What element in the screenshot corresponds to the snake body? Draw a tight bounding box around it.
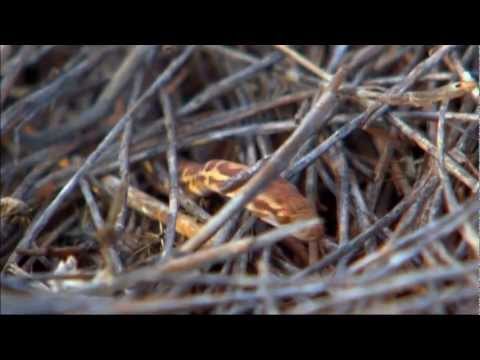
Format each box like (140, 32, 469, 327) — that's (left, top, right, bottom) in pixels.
(178, 159, 324, 242)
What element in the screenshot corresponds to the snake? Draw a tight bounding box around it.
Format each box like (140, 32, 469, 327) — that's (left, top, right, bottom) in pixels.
(178, 159, 324, 242)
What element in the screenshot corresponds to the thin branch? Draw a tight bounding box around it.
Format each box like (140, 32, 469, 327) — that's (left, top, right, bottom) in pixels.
(159, 90, 180, 259)
(4, 46, 197, 269)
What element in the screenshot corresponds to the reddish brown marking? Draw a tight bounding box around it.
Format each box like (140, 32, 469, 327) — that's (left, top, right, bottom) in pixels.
(263, 181, 314, 218)
(252, 198, 278, 215)
(204, 161, 218, 172)
(276, 213, 293, 224)
(179, 160, 203, 176)
(216, 162, 246, 178)
(196, 174, 207, 184)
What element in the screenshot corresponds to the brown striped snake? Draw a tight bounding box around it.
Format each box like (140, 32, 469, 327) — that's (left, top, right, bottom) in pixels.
(178, 159, 324, 242)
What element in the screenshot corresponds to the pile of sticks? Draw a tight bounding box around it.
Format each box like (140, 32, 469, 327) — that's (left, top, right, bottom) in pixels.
(1, 45, 478, 314)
